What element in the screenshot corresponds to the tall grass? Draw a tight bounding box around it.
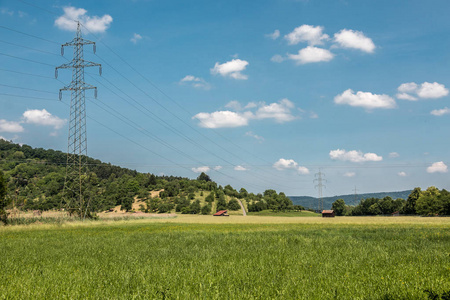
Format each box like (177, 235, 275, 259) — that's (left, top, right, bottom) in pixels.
(0, 221, 449, 299)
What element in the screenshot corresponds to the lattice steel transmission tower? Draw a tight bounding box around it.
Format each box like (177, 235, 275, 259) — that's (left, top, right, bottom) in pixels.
(314, 170, 326, 212)
(56, 22, 101, 218)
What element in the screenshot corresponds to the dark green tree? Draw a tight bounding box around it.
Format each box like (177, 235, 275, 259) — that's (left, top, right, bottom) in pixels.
(197, 172, 211, 182)
(404, 187, 421, 214)
(228, 199, 241, 211)
(416, 186, 440, 216)
(331, 199, 346, 216)
(201, 204, 211, 215)
(0, 170, 9, 224)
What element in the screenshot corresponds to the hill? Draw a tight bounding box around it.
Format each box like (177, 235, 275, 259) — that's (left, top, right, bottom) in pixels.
(0, 139, 291, 216)
(289, 190, 412, 210)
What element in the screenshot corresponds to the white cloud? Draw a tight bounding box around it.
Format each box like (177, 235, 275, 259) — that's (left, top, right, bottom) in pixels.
(396, 93, 418, 101)
(234, 165, 247, 171)
(193, 111, 250, 128)
(55, 6, 113, 33)
(244, 102, 258, 109)
(288, 46, 334, 64)
(297, 166, 310, 175)
(285, 25, 329, 46)
(211, 59, 249, 80)
(271, 54, 285, 63)
(213, 166, 222, 171)
(330, 149, 383, 163)
(310, 112, 319, 119)
(193, 99, 297, 128)
(398, 82, 418, 93)
(266, 29, 280, 40)
(389, 152, 400, 158)
(180, 75, 211, 90)
(245, 131, 264, 142)
(273, 158, 309, 174)
(192, 166, 210, 173)
(130, 33, 142, 44)
(427, 161, 448, 173)
(417, 82, 449, 99)
(397, 82, 449, 100)
(344, 172, 356, 177)
(334, 29, 375, 53)
(0, 120, 24, 133)
(1, 8, 14, 16)
(22, 109, 66, 129)
(431, 107, 450, 116)
(334, 89, 396, 110)
(254, 98, 296, 123)
(398, 172, 407, 177)
(225, 100, 242, 111)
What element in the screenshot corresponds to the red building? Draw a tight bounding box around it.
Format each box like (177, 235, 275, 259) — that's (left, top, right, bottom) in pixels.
(322, 210, 335, 217)
(213, 210, 229, 216)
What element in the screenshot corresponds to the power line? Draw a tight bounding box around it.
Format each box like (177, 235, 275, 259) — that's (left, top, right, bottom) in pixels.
(0, 20, 306, 189)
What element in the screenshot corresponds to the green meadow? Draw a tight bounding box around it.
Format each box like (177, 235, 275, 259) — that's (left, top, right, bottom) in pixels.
(1, 217, 449, 299)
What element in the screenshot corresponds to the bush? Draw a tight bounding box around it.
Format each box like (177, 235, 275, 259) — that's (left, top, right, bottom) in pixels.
(228, 199, 241, 211)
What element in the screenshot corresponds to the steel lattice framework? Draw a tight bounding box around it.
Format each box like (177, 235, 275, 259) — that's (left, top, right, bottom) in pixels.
(56, 22, 101, 218)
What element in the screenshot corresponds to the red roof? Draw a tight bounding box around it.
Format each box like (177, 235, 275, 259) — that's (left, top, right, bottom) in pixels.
(213, 210, 228, 216)
(322, 210, 334, 214)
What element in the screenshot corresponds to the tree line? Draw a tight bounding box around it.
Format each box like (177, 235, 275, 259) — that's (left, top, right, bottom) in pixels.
(331, 187, 450, 216)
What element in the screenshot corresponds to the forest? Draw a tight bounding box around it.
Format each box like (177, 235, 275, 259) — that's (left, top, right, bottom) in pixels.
(0, 139, 296, 220)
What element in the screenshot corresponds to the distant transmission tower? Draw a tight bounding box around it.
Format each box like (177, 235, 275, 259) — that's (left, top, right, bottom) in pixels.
(56, 22, 101, 218)
(314, 170, 326, 212)
(353, 186, 359, 206)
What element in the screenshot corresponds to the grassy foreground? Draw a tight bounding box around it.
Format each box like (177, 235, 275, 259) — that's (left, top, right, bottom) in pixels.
(1, 217, 449, 299)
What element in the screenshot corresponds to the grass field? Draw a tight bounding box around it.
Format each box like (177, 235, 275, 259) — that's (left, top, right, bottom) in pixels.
(1, 216, 449, 299)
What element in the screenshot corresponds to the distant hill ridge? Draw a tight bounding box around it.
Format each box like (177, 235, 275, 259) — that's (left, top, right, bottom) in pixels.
(289, 190, 412, 210)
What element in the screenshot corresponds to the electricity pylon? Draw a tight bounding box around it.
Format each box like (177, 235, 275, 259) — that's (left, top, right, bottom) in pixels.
(56, 21, 101, 218)
(314, 170, 326, 212)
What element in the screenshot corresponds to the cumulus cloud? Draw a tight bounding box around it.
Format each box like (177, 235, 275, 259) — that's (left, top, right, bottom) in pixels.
(0, 120, 24, 133)
(271, 54, 285, 63)
(431, 107, 450, 116)
(22, 109, 66, 129)
(130, 33, 142, 44)
(55, 6, 113, 33)
(396, 93, 418, 101)
(193, 99, 297, 128)
(211, 59, 249, 80)
(234, 165, 247, 171)
(285, 25, 329, 46)
(193, 111, 250, 128)
(389, 152, 400, 158)
(329, 149, 383, 163)
(273, 158, 310, 174)
(334, 89, 396, 110)
(254, 99, 296, 123)
(396, 82, 449, 100)
(427, 161, 448, 173)
(180, 75, 211, 90)
(225, 100, 242, 111)
(334, 29, 375, 53)
(288, 46, 334, 64)
(213, 166, 222, 171)
(266, 29, 280, 40)
(344, 172, 356, 177)
(245, 131, 264, 142)
(192, 166, 210, 173)
(398, 172, 407, 177)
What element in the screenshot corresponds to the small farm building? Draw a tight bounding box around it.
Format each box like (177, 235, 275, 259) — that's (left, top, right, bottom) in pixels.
(213, 210, 229, 216)
(322, 210, 335, 217)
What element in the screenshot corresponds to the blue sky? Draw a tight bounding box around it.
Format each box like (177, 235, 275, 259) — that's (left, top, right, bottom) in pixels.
(1, 0, 450, 196)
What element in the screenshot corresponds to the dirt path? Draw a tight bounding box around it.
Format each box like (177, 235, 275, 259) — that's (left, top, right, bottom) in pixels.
(237, 199, 246, 216)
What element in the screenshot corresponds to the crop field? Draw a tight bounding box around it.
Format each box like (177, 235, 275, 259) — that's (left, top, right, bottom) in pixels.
(1, 216, 449, 299)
